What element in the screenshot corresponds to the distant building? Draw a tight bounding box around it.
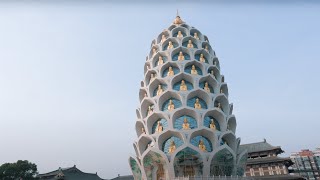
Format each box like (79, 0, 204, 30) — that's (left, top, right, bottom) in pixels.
(239, 139, 303, 179)
(290, 148, 320, 180)
(38, 165, 103, 180)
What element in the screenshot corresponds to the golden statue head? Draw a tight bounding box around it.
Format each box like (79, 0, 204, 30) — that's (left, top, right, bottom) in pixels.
(169, 66, 173, 71)
(200, 53, 204, 58)
(192, 65, 196, 70)
(205, 82, 208, 86)
(162, 34, 166, 38)
(170, 140, 175, 146)
(157, 121, 161, 125)
(184, 118, 188, 123)
(181, 80, 185, 84)
(188, 39, 192, 44)
(159, 56, 163, 60)
(199, 139, 204, 145)
(169, 41, 172, 45)
(169, 99, 173, 104)
(178, 31, 182, 35)
(211, 70, 214, 74)
(158, 84, 162, 88)
(196, 98, 199, 103)
(179, 51, 183, 56)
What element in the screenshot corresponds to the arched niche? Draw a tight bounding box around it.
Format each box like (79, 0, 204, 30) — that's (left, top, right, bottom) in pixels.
(184, 61, 204, 76)
(203, 110, 226, 132)
(190, 129, 215, 152)
(181, 24, 190, 29)
(207, 66, 220, 80)
(203, 116, 221, 131)
(149, 45, 160, 58)
(145, 70, 157, 86)
(187, 89, 210, 109)
(141, 99, 155, 119)
(213, 57, 220, 68)
(173, 147, 203, 177)
(173, 111, 197, 130)
(210, 148, 235, 176)
(182, 36, 198, 49)
(136, 120, 146, 137)
(139, 88, 148, 102)
(138, 135, 154, 155)
(190, 28, 203, 41)
(194, 49, 211, 63)
(162, 38, 179, 51)
(171, 47, 191, 61)
(171, 73, 194, 92)
(151, 118, 168, 134)
(129, 157, 142, 180)
(171, 26, 188, 39)
(227, 116, 236, 134)
(143, 150, 169, 180)
(146, 113, 169, 135)
(157, 30, 170, 44)
(220, 132, 237, 151)
(213, 95, 230, 115)
(204, 35, 209, 43)
(152, 51, 169, 68)
(160, 62, 180, 78)
(148, 79, 167, 97)
(201, 42, 214, 55)
(199, 75, 218, 94)
(168, 24, 177, 31)
(220, 83, 229, 97)
(161, 134, 184, 155)
(158, 91, 182, 112)
(144, 62, 151, 75)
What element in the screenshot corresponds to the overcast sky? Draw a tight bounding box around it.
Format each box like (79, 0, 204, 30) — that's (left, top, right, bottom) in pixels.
(0, 1, 319, 179)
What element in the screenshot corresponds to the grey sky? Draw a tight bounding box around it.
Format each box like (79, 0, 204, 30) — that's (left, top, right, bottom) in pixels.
(0, 1, 319, 179)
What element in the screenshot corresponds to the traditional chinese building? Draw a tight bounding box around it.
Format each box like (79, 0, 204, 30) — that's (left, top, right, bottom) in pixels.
(290, 148, 320, 180)
(129, 14, 247, 179)
(38, 165, 103, 180)
(239, 139, 303, 180)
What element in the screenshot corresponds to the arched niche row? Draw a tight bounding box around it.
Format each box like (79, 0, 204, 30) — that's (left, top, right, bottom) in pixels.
(139, 88, 148, 102)
(138, 135, 153, 155)
(171, 47, 191, 61)
(214, 95, 230, 115)
(161, 63, 180, 78)
(190, 28, 203, 41)
(227, 116, 236, 133)
(210, 148, 235, 176)
(157, 30, 170, 44)
(148, 79, 167, 98)
(162, 38, 179, 51)
(182, 37, 198, 49)
(173, 147, 203, 177)
(199, 75, 218, 94)
(129, 157, 142, 180)
(171, 27, 188, 39)
(152, 52, 168, 68)
(190, 135, 213, 152)
(174, 115, 197, 130)
(141, 99, 155, 119)
(162, 136, 184, 155)
(207, 66, 220, 80)
(201, 42, 214, 55)
(203, 116, 221, 131)
(220, 83, 229, 97)
(145, 70, 157, 86)
(158, 91, 182, 112)
(184, 62, 203, 76)
(194, 50, 210, 64)
(187, 90, 210, 110)
(149, 45, 159, 58)
(143, 151, 168, 180)
(136, 120, 146, 137)
(152, 119, 168, 134)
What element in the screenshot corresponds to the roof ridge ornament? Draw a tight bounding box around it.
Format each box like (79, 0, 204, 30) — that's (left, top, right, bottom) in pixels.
(173, 10, 184, 25)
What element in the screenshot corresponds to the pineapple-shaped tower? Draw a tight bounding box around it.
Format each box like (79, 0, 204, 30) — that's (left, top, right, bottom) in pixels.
(129, 15, 247, 180)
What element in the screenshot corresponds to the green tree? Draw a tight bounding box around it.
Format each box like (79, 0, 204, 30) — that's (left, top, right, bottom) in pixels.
(0, 160, 38, 180)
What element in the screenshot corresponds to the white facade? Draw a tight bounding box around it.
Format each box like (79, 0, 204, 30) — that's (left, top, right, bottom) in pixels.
(129, 16, 247, 180)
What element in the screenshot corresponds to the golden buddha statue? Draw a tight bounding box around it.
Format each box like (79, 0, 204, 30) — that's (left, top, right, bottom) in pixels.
(177, 31, 183, 38)
(209, 119, 216, 130)
(160, 34, 166, 43)
(152, 48, 157, 56)
(180, 80, 187, 91)
(191, 65, 198, 75)
(194, 98, 202, 109)
(178, 51, 185, 61)
(199, 54, 205, 63)
(142, 127, 146, 134)
(156, 121, 163, 133)
(150, 73, 155, 81)
(144, 93, 147, 98)
(204, 82, 210, 93)
(168, 140, 176, 154)
(147, 105, 153, 116)
(198, 139, 207, 152)
(156, 84, 163, 96)
(182, 118, 190, 130)
(217, 102, 222, 110)
(167, 41, 174, 50)
(210, 70, 215, 78)
(187, 40, 194, 48)
(168, 99, 175, 111)
(205, 45, 209, 52)
(167, 66, 174, 77)
(220, 89, 223, 93)
(194, 32, 200, 40)
(157, 56, 164, 65)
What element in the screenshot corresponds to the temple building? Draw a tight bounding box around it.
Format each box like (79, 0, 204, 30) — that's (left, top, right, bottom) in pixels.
(290, 148, 320, 180)
(129, 14, 247, 179)
(239, 139, 303, 180)
(37, 165, 103, 180)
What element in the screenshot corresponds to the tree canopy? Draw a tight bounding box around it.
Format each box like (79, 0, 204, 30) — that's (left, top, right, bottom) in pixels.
(0, 160, 38, 180)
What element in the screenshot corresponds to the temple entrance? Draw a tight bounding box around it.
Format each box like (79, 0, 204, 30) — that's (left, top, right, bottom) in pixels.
(156, 164, 165, 180)
(174, 147, 203, 177)
(184, 165, 195, 177)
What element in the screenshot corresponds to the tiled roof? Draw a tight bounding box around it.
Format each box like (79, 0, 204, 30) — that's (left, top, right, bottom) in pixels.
(38, 166, 103, 180)
(110, 175, 134, 180)
(239, 140, 283, 154)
